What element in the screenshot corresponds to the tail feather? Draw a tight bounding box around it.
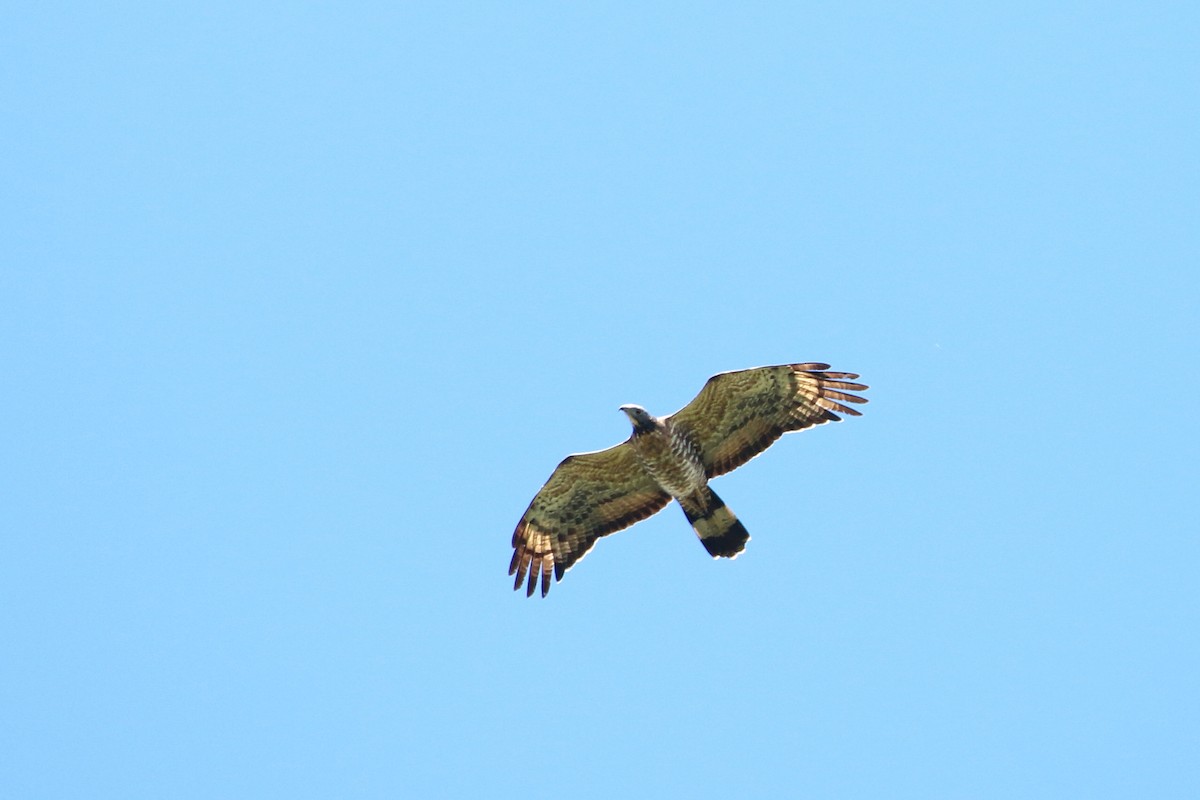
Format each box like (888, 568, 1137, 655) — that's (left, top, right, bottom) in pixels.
(678, 487, 749, 558)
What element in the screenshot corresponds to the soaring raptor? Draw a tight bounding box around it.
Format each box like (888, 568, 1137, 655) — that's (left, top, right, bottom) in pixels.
(509, 363, 868, 597)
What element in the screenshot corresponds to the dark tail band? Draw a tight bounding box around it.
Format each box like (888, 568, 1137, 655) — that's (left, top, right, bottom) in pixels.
(678, 486, 749, 558)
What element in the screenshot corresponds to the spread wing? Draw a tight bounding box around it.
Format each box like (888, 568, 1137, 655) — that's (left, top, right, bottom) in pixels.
(509, 443, 671, 597)
(667, 363, 868, 478)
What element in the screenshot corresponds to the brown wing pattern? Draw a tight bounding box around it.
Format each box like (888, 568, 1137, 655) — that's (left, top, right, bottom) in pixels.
(667, 363, 868, 478)
(509, 443, 671, 597)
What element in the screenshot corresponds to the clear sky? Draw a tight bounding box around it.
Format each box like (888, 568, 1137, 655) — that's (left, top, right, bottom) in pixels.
(4, 3, 1197, 798)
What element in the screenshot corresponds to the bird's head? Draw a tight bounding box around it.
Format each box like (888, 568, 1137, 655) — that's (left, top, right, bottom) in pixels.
(619, 404, 657, 433)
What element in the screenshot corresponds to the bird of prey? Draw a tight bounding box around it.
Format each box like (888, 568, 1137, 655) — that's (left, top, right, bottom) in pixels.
(508, 363, 868, 597)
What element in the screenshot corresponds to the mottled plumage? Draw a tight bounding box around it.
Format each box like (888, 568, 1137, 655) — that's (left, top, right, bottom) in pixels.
(509, 363, 868, 597)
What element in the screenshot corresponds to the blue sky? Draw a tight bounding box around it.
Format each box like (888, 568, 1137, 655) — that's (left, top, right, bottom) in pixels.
(3, 3, 1197, 798)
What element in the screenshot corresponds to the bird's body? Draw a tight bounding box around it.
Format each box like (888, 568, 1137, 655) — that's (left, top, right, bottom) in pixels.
(623, 408, 706, 497)
(620, 406, 750, 559)
(509, 363, 868, 597)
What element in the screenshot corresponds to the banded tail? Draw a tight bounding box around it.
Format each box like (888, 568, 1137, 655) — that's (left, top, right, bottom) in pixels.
(678, 486, 749, 558)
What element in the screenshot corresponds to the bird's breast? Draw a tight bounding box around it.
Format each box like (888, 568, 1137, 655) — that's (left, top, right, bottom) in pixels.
(631, 426, 707, 498)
